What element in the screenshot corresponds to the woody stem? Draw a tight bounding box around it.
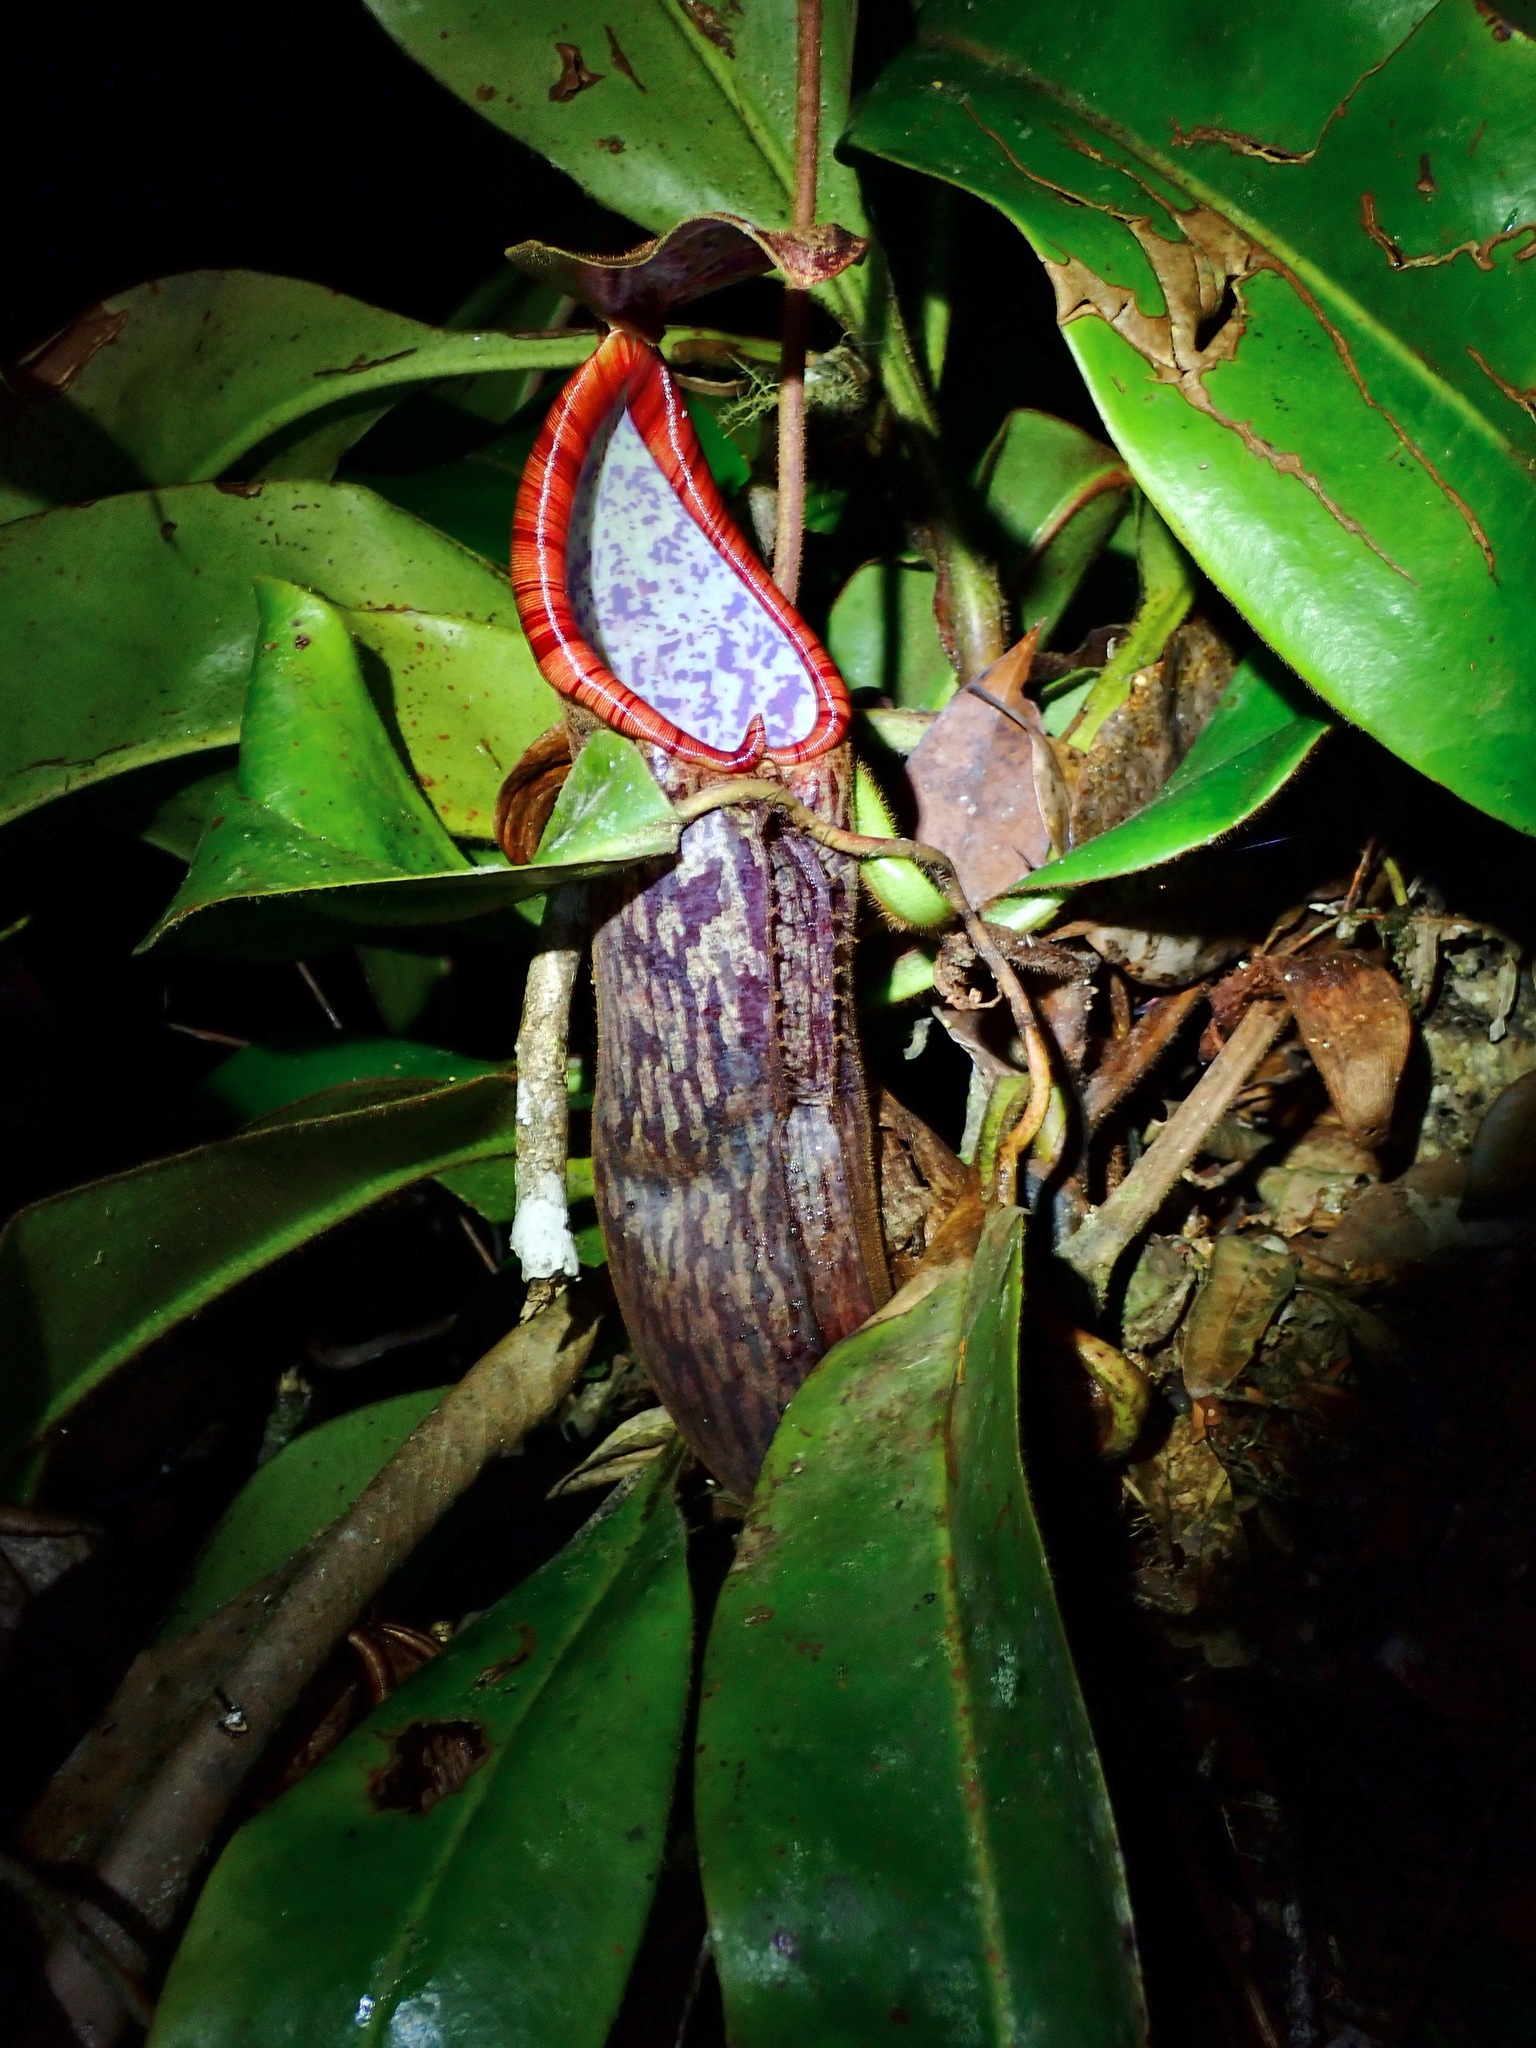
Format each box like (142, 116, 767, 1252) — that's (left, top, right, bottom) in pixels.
(772, 0, 822, 605)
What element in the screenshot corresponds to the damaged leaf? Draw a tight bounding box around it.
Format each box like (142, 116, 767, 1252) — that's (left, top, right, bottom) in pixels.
(150, 1452, 691, 2048)
(1181, 1235, 1297, 1400)
(1007, 651, 1328, 895)
(697, 1208, 1146, 2046)
(0, 270, 601, 520)
(852, 5, 1536, 832)
(362, 0, 872, 336)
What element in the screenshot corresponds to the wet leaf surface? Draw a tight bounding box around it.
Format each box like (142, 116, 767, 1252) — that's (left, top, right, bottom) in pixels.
(697, 1208, 1145, 2046)
(150, 1453, 691, 2048)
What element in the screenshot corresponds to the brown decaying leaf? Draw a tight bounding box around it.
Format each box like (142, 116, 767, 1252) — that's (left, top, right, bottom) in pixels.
(1126, 1415, 1248, 1618)
(1083, 983, 1207, 1130)
(496, 724, 572, 865)
(1181, 1235, 1297, 1400)
(0, 1506, 99, 1666)
(1212, 948, 1412, 1147)
(907, 632, 1060, 903)
(506, 216, 868, 341)
(1068, 617, 1234, 844)
(876, 1088, 975, 1287)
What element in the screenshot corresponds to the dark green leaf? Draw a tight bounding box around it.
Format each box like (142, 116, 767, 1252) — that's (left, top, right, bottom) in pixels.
(0, 270, 597, 520)
(976, 408, 1132, 640)
(362, 0, 868, 329)
(0, 1074, 521, 1470)
(150, 1454, 692, 2048)
(0, 480, 523, 828)
(697, 1209, 1144, 2045)
(1006, 650, 1329, 895)
(161, 1388, 450, 1641)
(202, 1038, 497, 1125)
(852, 4, 1536, 830)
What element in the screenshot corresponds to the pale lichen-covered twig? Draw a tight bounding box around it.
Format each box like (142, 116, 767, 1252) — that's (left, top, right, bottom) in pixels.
(510, 883, 588, 1317)
(45, 1292, 602, 2048)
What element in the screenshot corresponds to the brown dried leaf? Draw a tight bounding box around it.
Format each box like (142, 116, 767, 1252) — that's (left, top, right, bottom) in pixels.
(1126, 1415, 1247, 1617)
(496, 724, 572, 864)
(1278, 951, 1412, 1147)
(1083, 983, 1206, 1130)
(876, 1089, 976, 1287)
(1181, 1235, 1296, 1399)
(507, 215, 868, 340)
(906, 633, 1059, 902)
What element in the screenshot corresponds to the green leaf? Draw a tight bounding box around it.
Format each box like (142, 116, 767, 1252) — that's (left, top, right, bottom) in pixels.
(346, 607, 560, 843)
(827, 561, 955, 711)
(150, 1454, 692, 2048)
(141, 610, 673, 954)
(161, 1388, 450, 1642)
(1069, 502, 1196, 750)
(0, 480, 522, 828)
(0, 270, 598, 520)
(0, 1074, 521, 1470)
(202, 1038, 497, 1125)
(362, 0, 868, 328)
(697, 1210, 1145, 2045)
(976, 408, 1132, 641)
(1010, 650, 1329, 893)
(852, 4, 1536, 831)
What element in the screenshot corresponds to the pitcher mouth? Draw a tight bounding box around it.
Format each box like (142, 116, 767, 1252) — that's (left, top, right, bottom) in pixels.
(511, 329, 850, 773)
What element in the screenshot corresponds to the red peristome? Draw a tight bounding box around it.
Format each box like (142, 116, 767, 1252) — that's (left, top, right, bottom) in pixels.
(511, 329, 849, 772)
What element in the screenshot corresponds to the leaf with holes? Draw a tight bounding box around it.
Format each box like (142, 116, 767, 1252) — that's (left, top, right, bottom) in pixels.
(853, 1, 1536, 831)
(696, 1207, 1145, 2045)
(149, 1452, 691, 2048)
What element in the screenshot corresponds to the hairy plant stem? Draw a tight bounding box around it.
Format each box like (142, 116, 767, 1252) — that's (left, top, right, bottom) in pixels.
(1061, 1001, 1288, 1308)
(772, 0, 822, 605)
(670, 780, 1053, 1173)
(510, 882, 587, 1317)
(46, 1293, 602, 2048)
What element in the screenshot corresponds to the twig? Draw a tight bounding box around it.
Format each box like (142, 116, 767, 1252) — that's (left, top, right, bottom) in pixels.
(510, 883, 587, 1318)
(0, 1849, 153, 2032)
(672, 779, 1053, 1162)
(294, 959, 343, 1032)
(45, 1292, 603, 2047)
(1082, 983, 1207, 1131)
(1061, 1001, 1288, 1307)
(771, 0, 821, 604)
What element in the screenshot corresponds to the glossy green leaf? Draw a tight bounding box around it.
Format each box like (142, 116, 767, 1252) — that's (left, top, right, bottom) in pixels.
(0, 270, 597, 521)
(853, 3, 1536, 831)
(362, 0, 868, 329)
(1070, 503, 1196, 750)
(827, 561, 955, 711)
(346, 608, 559, 842)
(203, 1038, 497, 1124)
(161, 1388, 450, 1641)
(977, 408, 1132, 641)
(1011, 649, 1329, 893)
(143, 608, 674, 952)
(151, 1454, 691, 2048)
(0, 480, 521, 828)
(0, 1074, 521, 1469)
(697, 1209, 1144, 2045)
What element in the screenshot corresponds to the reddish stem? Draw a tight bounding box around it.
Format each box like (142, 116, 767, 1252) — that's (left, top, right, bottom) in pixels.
(772, 0, 822, 604)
